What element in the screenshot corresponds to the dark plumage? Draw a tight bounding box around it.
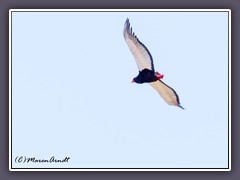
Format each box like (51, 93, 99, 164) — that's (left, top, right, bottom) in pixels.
(133, 69, 158, 84)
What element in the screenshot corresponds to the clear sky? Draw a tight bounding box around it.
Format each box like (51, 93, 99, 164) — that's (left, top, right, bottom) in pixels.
(11, 10, 229, 169)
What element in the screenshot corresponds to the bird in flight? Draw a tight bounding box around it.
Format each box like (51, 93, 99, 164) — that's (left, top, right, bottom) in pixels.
(123, 18, 184, 109)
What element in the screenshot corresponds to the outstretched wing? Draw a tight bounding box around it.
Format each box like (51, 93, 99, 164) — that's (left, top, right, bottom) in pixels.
(123, 18, 155, 72)
(149, 80, 184, 109)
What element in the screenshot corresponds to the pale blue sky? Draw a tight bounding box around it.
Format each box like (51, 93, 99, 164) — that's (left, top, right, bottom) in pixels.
(11, 11, 229, 169)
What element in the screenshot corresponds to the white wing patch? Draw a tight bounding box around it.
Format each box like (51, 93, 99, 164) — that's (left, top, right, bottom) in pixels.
(149, 81, 180, 106)
(123, 19, 154, 71)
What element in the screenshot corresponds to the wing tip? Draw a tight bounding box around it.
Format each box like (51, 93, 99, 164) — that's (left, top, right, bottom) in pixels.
(124, 18, 130, 28)
(123, 18, 131, 37)
(178, 104, 185, 110)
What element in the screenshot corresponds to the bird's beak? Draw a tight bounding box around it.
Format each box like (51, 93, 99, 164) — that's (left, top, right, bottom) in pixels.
(131, 79, 135, 83)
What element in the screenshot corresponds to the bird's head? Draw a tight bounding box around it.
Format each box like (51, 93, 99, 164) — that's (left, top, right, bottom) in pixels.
(131, 77, 144, 84)
(131, 76, 138, 83)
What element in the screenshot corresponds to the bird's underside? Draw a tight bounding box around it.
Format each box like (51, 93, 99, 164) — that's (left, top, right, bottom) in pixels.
(123, 19, 154, 72)
(133, 69, 162, 83)
(149, 80, 184, 109)
(123, 18, 184, 109)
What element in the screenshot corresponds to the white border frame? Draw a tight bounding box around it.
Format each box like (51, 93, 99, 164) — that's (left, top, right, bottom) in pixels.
(9, 9, 231, 171)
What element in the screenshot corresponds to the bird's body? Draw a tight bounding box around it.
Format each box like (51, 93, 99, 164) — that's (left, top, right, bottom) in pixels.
(133, 69, 158, 83)
(123, 18, 184, 109)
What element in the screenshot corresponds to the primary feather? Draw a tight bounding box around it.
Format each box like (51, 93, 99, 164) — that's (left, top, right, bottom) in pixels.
(150, 80, 184, 109)
(123, 18, 155, 71)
